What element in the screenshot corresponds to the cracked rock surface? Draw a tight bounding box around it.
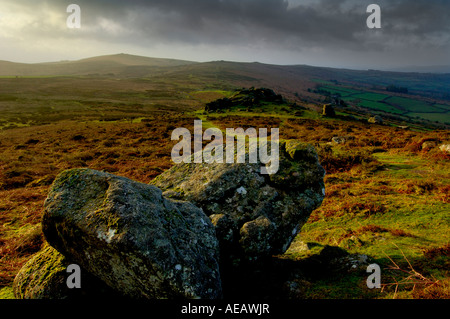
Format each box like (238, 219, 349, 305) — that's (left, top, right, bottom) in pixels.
(41, 168, 222, 299)
(150, 140, 326, 266)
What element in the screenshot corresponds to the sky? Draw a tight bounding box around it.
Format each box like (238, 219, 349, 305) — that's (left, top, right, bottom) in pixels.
(0, 0, 449, 70)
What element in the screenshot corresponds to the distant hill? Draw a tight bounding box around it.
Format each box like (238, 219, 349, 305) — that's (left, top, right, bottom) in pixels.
(149, 60, 450, 102)
(0, 53, 196, 77)
(387, 65, 450, 74)
(1, 53, 449, 103)
(75, 53, 196, 67)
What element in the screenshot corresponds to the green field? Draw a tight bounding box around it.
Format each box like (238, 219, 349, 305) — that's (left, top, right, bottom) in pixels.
(435, 104, 450, 111)
(351, 92, 390, 101)
(317, 83, 450, 124)
(386, 96, 437, 113)
(409, 112, 450, 123)
(357, 100, 404, 114)
(322, 86, 360, 97)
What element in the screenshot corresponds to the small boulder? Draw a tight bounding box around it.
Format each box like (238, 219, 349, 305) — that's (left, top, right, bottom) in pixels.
(13, 243, 118, 299)
(331, 136, 346, 145)
(42, 168, 222, 299)
(331, 136, 355, 145)
(368, 115, 383, 124)
(422, 140, 438, 150)
(439, 144, 450, 153)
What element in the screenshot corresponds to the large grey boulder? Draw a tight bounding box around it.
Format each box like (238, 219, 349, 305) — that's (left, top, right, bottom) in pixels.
(42, 168, 222, 299)
(150, 140, 325, 266)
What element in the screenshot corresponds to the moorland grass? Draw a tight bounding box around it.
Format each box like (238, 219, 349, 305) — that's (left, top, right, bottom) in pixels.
(0, 81, 448, 299)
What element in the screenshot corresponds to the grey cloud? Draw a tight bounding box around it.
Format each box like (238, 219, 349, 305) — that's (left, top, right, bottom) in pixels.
(85, 0, 450, 50)
(11, 0, 450, 46)
(3, 0, 450, 67)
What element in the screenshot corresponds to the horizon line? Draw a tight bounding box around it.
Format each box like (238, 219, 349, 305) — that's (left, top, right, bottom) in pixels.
(1, 52, 450, 74)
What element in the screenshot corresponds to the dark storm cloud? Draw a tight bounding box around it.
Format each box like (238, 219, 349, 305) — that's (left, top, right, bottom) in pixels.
(77, 0, 369, 48)
(3, 0, 449, 66)
(104, 0, 449, 46)
(11, 0, 450, 48)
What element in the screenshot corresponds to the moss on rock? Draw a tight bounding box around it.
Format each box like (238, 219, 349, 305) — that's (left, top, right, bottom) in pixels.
(13, 242, 121, 299)
(150, 139, 326, 267)
(13, 244, 67, 299)
(41, 168, 222, 299)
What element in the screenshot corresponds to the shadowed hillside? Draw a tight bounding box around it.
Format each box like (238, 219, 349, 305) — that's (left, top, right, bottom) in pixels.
(0, 54, 196, 77)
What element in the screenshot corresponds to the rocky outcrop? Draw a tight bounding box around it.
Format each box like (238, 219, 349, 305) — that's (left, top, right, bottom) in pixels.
(40, 168, 222, 299)
(205, 88, 285, 113)
(322, 104, 336, 117)
(150, 140, 326, 266)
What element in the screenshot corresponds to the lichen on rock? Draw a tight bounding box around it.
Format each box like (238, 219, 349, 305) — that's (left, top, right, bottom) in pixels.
(13, 243, 117, 299)
(41, 168, 222, 299)
(150, 140, 326, 266)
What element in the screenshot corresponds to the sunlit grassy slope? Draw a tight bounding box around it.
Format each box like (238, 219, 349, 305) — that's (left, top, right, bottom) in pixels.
(204, 107, 450, 299)
(287, 152, 449, 299)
